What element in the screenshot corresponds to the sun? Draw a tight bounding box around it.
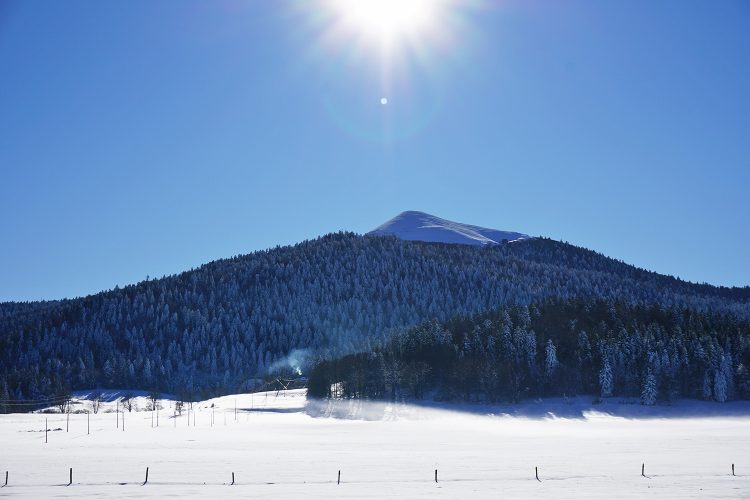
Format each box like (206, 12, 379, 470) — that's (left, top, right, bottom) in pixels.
(326, 0, 439, 47)
(294, 0, 478, 133)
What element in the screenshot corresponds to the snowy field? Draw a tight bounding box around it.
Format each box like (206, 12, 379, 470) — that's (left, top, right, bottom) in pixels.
(1, 390, 749, 499)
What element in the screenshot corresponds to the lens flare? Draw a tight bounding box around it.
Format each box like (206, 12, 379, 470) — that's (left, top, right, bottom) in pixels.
(290, 0, 483, 142)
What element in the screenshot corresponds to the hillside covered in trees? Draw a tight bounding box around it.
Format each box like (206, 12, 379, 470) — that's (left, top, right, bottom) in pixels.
(1, 232, 749, 404)
(308, 300, 750, 404)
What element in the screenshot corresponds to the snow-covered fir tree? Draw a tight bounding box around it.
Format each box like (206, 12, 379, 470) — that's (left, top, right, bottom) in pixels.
(702, 372, 713, 400)
(713, 369, 728, 403)
(599, 357, 613, 398)
(0, 379, 9, 414)
(545, 339, 558, 378)
(640, 369, 658, 406)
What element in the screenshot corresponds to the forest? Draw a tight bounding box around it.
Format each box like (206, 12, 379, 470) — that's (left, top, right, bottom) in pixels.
(1, 233, 749, 406)
(307, 300, 750, 404)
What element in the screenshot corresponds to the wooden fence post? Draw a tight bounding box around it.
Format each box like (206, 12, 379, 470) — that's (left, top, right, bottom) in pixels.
(3, 471, 8, 487)
(231, 472, 235, 485)
(732, 464, 735, 476)
(435, 469, 438, 483)
(535, 467, 540, 481)
(143, 467, 149, 485)
(641, 463, 645, 477)
(87, 412, 90, 435)
(116, 400, 119, 429)
(68, 467, 72, 486)
(45, 418, 48, 444)
(337, 470, 341, 485)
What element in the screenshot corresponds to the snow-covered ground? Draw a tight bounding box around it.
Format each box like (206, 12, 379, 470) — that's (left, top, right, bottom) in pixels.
(1, 390, 749, 498)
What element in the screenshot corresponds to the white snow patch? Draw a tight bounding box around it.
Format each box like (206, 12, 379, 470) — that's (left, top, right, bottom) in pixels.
(368, 210, 531, 246)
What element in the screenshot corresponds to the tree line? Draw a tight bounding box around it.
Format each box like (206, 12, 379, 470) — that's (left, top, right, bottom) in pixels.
(307, 299, 750, 404)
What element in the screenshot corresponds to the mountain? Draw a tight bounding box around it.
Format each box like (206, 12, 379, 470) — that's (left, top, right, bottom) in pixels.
(1, 228, 749, 403)
(367, 211, 530, 246)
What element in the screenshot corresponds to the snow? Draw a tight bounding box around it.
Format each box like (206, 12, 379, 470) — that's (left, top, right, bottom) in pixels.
(368, 210, 531, 246)
(1, 390, 749, 498)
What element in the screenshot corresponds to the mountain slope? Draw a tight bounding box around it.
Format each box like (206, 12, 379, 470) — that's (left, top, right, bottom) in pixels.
(1, 233, 749, 402)
(367, 211, 530, 245)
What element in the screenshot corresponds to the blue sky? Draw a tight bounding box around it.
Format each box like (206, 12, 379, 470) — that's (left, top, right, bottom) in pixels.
(1, 0, 748, 301)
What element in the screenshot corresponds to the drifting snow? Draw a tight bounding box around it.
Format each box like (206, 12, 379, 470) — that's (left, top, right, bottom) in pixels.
(368, 210, 531, 246)
(1, 390, 749, 498)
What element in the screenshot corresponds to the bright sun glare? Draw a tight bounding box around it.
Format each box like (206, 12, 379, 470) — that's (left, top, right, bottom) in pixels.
(327, 0, 439, 47)
(305, 0, 474, 121)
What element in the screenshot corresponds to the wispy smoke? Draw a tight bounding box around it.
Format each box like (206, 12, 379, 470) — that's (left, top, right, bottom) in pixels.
(269, 349, 311, 376)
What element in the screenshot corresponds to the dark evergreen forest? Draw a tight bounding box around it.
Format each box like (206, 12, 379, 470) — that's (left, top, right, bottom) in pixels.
(1, 233, 749, 406)
(307, 300, 750, 404)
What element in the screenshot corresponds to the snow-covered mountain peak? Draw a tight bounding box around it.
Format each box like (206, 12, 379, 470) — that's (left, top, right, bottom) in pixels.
(367, 211, 531, 246)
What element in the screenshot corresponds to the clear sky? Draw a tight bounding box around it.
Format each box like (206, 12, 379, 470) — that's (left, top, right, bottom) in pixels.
(1, 0, 748, 302)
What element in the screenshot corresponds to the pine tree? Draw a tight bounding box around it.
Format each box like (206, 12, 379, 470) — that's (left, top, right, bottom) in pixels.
(544, 339, 558, 378)
(525, 330, 537, 371)
(103, 359, 114, 382)
(0, 379, 9, 414)
(702, 371, 712, 400)
(641, 369, 657, 406)
(599, 357, 613, 398)
(714, 369, 728, 403)
(720, 353, 734, 400)
(577, 331, 591, 363)
(144, 360, 153, 384)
